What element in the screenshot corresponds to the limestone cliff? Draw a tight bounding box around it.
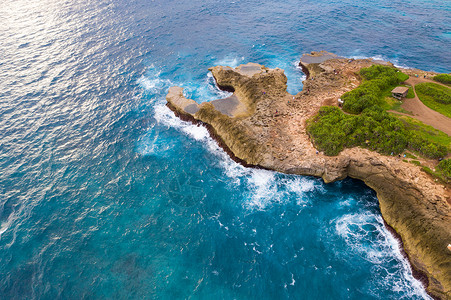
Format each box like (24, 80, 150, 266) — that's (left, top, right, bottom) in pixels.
(166, 52, 451, 299)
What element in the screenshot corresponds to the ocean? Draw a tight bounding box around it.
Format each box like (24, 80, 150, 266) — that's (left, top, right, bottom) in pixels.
(0, 0, 449, 298)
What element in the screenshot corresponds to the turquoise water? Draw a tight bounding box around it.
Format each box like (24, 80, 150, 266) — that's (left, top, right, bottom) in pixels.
(1, 0, 449, 298)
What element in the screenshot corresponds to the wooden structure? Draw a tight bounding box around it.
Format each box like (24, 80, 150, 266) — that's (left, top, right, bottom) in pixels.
(391, 86, 409, 100)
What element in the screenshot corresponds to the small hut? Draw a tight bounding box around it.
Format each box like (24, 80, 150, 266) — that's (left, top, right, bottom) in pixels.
(391, 86, 409, 100)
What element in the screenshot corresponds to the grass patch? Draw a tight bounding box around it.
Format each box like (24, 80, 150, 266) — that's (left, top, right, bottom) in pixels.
(410, 160, 421, 166)
(415, 82, 451, 118)
(406, 86, 415, 98)
(397, 115, 451, 149)
(387, 99, 414, 115)
(433, 74, 451, 85)
(404, 152, 417, 159)
(381, 95, 398, 110)
(397, 72, 409, 82)
(422, 166, 434, 176)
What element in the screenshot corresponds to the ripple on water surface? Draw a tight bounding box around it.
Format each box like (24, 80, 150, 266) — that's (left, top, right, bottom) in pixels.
(1, 0, 448, 298)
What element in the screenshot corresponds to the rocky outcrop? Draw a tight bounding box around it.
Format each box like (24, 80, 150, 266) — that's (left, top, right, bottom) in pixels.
(166, 53, 451, 299)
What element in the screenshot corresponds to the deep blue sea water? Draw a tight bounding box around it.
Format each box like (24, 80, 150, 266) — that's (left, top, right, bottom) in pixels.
(1, 0, 450, 298)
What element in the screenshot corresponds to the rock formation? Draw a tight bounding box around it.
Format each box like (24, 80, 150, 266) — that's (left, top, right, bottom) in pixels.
(166, 52, 451, 299)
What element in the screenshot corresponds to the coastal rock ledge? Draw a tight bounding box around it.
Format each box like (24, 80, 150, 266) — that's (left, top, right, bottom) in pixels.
(166, 52, 451, 299)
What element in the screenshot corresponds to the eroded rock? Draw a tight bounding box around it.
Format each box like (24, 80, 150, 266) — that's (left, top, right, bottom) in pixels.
(166, 55, 451, 299)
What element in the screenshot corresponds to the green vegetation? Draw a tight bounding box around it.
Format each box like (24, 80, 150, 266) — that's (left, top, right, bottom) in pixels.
(385, 96, 413, 115)
(415, 83, 451, 118)
(398, 116, 451, 148)
(307, 65, 450, 159)
(342, 65, 409, 114)
(307, 106, 448, 158)
(397, 72, 410, 82)
(437, 159, 451, 179)
(421, 166, 436, 178)
(410, 160, 421, 166)
(433, 74, 451, 85)
(405, 153, 417, 159)
(406, 86, 415, 98)
(376, 84, 413, 113)
(414, 159, 451, 184)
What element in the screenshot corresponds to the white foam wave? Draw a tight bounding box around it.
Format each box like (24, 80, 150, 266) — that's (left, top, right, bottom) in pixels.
(153, 104, 210, 141)
(286, 176, 315, 194)
(138, 75, 172, 93)
(335, 213, 386, 263)
(349, 54, 412, 70)
(0, 218, 13, 237)
(206, 72, 233, 99)
(136, 102, 211, 156)
(243, 170, 319, 210)
(137, 64, 174, 95)
(151, 100, 252, 182)
(136, 125, 178, 156)
(293, 59, 305, 74)
(215, 56, 245, 68)
(335, 212, 432, 299)
(245, 169, 279, 209)
(150, 99, 319, 212)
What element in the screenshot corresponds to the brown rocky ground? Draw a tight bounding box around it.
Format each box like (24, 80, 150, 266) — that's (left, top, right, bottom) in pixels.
(166, 52, 451, 299)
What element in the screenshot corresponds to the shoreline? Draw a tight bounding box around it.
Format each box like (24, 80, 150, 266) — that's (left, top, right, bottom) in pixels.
(166, 52, 451, 299)
(167, 100, 437, 299)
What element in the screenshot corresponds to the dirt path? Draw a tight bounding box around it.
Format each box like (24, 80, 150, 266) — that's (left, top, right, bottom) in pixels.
(396, 76, 451, 136)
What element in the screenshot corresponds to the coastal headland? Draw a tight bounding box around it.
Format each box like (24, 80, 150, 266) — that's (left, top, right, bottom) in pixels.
(166, 51, 451, 299)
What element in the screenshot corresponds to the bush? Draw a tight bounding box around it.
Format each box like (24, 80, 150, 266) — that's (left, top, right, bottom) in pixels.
(308, 106, 407, 156)
(342, 65, 408, 114)
(437, 159, 451, 178)
(408, 138, 448, 159)
(307, 106, 448, 158)
(307, 107, 348, 155)
(433, 74, 451, 85)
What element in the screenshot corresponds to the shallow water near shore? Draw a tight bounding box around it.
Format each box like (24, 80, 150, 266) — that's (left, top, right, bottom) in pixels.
(1, 0, 449, 298)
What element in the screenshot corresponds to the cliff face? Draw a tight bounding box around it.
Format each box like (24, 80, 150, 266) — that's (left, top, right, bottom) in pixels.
(166, 53, 451, 299)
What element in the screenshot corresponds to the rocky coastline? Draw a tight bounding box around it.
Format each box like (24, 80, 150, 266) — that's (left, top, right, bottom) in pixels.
(166, 51, 451, 299)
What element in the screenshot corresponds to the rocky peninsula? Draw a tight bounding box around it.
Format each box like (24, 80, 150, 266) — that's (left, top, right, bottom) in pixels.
(166, 51, 451, 299)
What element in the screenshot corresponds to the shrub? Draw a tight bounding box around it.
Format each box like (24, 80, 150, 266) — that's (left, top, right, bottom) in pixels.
(307, 107, 348, 156)
(307, 106, 448, 158)
(307, 106, 408, 156)
(437, 159, 451, 178)
(342, 65, 408, 114)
